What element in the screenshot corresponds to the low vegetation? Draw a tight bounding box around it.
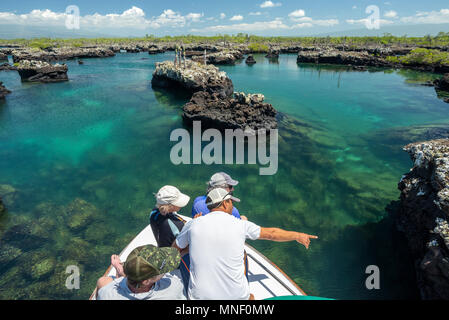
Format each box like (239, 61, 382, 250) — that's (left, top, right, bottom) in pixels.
(1, 32, 449, 48)
(387, 48, 449, 67)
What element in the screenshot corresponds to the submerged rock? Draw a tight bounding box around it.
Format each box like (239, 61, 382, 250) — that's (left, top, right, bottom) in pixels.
(30, 257, 55, 280)
(17, 60, 68, 83)
(396, 139, 449, 299)
(245, 55, 256, 65)
(0, 197, 5, 215)
(0, 82, 11, 99)
(152, 60, 234, 98)
(182, 91, 277, 132)
(0, 184, 17, 207)
(65, 198, 97, 231)
(1, 223, 47, 250)
(0, 243, 22, 265)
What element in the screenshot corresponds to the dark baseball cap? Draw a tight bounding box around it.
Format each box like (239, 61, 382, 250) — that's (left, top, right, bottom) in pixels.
(124, 245, 180, 282)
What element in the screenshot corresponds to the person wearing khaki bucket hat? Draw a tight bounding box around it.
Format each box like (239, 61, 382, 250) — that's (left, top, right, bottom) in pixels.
(150, 185, 190, 248)
(96, 245, 186, 300)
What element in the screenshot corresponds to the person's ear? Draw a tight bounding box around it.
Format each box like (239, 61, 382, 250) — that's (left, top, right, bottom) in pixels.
(225, 199, 233, 211)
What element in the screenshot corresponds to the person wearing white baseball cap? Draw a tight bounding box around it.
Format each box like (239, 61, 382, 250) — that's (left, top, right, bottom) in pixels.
(174, 188, 318, 300)
(149, 185, 190, 248)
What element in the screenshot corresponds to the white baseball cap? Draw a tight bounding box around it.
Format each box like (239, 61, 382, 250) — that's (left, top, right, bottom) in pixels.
(205, 188, 240, 207)
(155, 185, 190, 207)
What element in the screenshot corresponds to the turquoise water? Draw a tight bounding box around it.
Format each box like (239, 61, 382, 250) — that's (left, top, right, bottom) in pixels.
(0, 52, 447, 299)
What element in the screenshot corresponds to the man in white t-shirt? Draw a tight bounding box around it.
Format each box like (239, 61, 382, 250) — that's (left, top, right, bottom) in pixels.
(174, 188, 318, 300)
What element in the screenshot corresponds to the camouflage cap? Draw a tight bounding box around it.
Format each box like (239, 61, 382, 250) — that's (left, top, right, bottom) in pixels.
(124, 245, 180, 282)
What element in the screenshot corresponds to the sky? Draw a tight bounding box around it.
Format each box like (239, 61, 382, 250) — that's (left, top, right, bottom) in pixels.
(0, 0, 448, 37)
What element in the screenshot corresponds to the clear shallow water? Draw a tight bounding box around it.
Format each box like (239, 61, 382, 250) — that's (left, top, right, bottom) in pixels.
(0, 52, 447, 299)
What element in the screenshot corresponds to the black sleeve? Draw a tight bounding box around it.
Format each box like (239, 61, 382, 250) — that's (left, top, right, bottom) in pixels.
(150, 218, 160, 247)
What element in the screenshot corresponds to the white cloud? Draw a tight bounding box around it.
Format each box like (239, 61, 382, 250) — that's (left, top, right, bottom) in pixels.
(288, 9, 306, 20)
(0, 7, 204, 30)
(220, 13, 226, 19)
(186, 13, 203, 22)
(249, 12, 263, 16)
(384, 10, 397, 18)
(346, 18, 394, 26)
(292, 17, 339, 27)
(287, 10, 338, 27)
(152, 9, 186, 28)
(230, 15, 243, 21)
(191, 18, 289, 33)
(260, 1, 282, 8)
(352, 5, 357, 9)
(400, 9, 449, 24)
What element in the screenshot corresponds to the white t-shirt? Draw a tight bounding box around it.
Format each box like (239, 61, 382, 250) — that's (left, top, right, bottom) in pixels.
(97, 269, 187, 300)
(175, 211, 261, 300)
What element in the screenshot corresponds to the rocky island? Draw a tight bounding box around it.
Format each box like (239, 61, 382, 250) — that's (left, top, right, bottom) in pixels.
(245, 55, 256, 65)
(190, 50, 243, 65)
(17, 60, 68, 82)
(12, 47, 115, 63)
(397, 139, 449, 299)
(152, 59, 277, 133)
(152, 60, 234, 98)
(183, 91, 277, 132)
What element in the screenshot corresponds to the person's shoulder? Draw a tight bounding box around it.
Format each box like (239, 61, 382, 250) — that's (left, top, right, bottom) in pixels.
(97, 277, 124, 299)
(149, 208, 161, 221)
(193, 195, 206, 204)
(154, 270, 187, 300)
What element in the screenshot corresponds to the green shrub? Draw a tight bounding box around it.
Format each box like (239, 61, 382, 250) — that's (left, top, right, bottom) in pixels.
(388, 48, 449, 66)
(248, 43, 269, 53)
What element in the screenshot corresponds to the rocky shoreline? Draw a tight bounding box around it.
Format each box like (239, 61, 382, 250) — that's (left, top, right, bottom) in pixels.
(396, 139, 449, 299)
(297, 49, 391, 68)
(0, 41, 447, 72)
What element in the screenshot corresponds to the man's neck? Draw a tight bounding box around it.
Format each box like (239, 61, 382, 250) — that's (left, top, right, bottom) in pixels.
(127, 281, 156, 294)
(210, 208, 231, 215)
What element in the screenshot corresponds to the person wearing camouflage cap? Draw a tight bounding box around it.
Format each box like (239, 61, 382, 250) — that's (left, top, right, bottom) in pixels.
(96, 245, 186, 300)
